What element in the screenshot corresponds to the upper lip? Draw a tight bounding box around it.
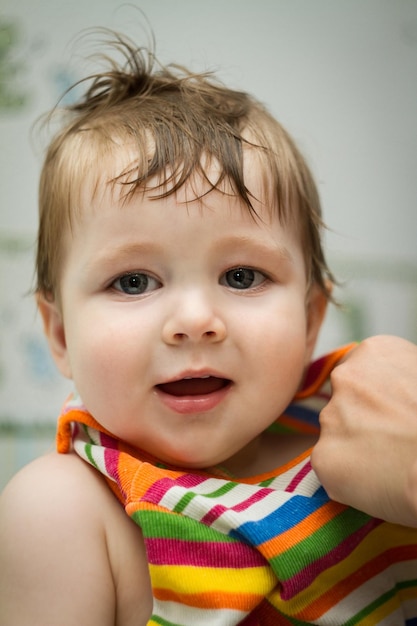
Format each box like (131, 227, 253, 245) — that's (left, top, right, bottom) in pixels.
(155, 369, 232, 386)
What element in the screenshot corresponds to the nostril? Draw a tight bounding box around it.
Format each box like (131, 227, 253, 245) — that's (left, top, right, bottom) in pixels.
(172, 331, 217, 341)
(163, 319, 226, 345)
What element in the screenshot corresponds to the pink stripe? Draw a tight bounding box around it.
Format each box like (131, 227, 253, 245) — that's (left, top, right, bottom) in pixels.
(101, 431, 120, 450)
(285, 461, 313, 493)
(201, 487, 272, 526)
(143, 473, 207, 504)
(233, 487, 273, 512)
(146, 537, 267, 568)
(280, 517, 381, 600)
(176, 473, 209, 488)
(104, 448, 120, 479)
(200, 503, 229, 526)
(303, 356, 327, 387)
(302, 353, 335, 389)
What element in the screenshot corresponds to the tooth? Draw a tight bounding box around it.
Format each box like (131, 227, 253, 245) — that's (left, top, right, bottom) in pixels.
(182, 375, 211, 380)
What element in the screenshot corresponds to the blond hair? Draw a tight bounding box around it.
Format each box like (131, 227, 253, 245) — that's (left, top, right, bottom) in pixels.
(36, 31, 334, 301)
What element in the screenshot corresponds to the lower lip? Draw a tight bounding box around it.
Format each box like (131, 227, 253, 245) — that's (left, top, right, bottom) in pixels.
(155, 383, 232, 414)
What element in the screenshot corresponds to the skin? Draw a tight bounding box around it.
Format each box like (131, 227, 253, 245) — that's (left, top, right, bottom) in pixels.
(0, 452, 152, 626)
(311, 334, 417, 528)
(0, 151, 327, 624)
(37, 153, 327, 476)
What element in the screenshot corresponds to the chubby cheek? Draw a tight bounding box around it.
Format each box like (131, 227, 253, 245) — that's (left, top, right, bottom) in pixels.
(64, 317, 126, 404)
(247, 307, 309, 392)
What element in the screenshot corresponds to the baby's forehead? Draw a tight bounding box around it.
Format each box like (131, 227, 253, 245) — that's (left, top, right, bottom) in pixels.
(61, 124, 302, 249)
(77, 135, 276, 209)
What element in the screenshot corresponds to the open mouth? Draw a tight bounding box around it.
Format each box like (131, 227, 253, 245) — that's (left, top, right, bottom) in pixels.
(156, 376, 231, 397)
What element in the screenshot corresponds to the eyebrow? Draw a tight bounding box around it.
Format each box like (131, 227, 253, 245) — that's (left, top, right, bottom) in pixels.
(98, 242, 158, 260)
(82, 242, 160, 273)
(83, 235, 295, 275)
(210, 235, 295, 263)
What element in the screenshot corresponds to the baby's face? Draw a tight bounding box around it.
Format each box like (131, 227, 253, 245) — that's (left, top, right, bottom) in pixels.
(41, 152, 325, 474)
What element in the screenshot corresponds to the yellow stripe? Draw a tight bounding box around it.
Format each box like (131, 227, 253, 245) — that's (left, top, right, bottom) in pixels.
(355, 594, 400, 625)
(149, 523, 417, 620)
(149, 562, 275, 595)
(267, 522, 417, 616)
(400, 585, 417, 603)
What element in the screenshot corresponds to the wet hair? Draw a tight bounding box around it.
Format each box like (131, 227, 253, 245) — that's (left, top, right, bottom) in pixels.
(36, 30, 335, 301)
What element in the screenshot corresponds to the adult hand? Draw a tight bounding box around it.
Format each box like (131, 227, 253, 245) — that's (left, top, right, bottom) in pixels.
(311, 335, 417, 527)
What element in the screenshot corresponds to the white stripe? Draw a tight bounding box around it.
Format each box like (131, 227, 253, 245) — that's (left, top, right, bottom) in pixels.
(73, 439, 115, 482)
(152, 599, 247, 626)
(157, 471, 303, 535)
(266, 457, 314, 491)
(315, 563, 417, 624)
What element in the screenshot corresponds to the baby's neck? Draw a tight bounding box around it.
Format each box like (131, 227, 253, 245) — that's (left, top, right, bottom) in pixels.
(215, 432, 318, 479)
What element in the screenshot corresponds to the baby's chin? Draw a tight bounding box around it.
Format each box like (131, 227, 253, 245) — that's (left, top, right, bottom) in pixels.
(146, 446, 242, 474)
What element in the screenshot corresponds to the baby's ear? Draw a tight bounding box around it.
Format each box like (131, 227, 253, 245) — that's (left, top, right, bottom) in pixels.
(305, 283, 329, 363)
(37, 294, 72, 379)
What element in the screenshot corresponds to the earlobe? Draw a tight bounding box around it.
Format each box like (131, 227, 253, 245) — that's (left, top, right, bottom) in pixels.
(305, 284, 329, 362)
(37, 294, 72, 379)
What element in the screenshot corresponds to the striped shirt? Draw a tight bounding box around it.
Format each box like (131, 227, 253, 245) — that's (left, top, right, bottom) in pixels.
(56, 346, 417, 625)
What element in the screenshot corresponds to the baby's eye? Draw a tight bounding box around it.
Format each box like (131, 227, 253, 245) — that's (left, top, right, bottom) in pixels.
(221, 267, 266, 290)
(112, 272, 161, 295)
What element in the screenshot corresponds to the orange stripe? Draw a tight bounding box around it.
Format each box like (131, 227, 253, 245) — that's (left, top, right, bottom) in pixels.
(237, 449, 312, 485)
(400, 585, 417, 603)
(295, 343, 356, 399)
(126, 500, 164, 515)
(153, 587, 263, 610)
(259, 500, 346, 558)
(56, 407, 110, 453)
(295, 546, 417, 620)
(277, 415, 319, 435)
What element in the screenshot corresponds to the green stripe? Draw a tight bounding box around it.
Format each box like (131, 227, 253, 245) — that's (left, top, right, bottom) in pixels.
(398, 578, 417, 592)
(270, 507, 371, 579)
(132, 509, 238, 543)
(337, 579, 417, 626)
(81, 423, 96, 445)
(344, 587, 398, 625)
(173, 480, 237, 514)
(283, 616, 318, 626)
(84, 443, 99, 470)
(259, 476, 278, 488)
(267, 422, 298, 434)
(265, 580, 417, 625)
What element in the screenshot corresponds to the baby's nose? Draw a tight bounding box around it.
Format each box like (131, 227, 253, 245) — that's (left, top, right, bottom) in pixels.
(161, 291, 227, 345)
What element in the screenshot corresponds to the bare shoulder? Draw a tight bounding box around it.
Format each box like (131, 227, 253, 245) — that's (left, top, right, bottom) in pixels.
(0, 452, 152, 626)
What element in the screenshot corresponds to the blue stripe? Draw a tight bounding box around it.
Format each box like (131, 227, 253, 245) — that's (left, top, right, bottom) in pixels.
(229, 494, 326, 545)
(284, 403, 320, 426)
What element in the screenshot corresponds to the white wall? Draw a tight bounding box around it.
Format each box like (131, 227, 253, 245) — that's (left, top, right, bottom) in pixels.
(2, 0, 417, 256)
(1, 0, 416, 425)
